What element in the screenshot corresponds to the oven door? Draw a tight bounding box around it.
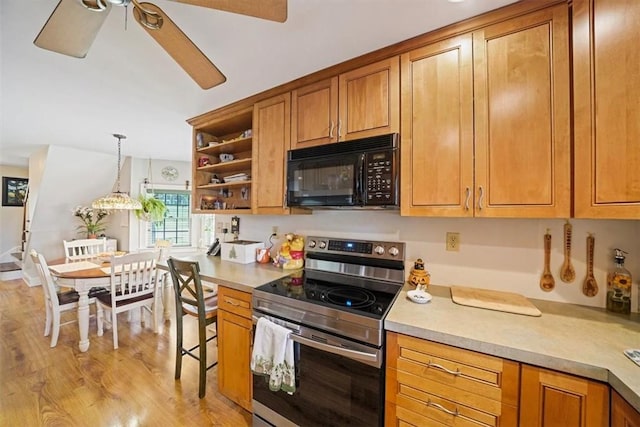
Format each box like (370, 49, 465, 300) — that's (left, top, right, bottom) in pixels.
(286, 152, 363, 207)
(252, 317, 384, 427)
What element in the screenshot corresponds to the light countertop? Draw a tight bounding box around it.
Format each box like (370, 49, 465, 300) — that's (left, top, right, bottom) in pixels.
(158, 252, 293, 293)
(385, 284, 640, 413)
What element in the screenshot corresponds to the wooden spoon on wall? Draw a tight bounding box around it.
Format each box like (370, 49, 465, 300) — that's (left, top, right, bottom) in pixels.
(582, 233, 598, 297)
(560, 221, 576, 283)
(540, 230, 555, 292)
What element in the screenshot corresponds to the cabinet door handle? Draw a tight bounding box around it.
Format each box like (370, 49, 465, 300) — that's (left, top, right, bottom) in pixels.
(427, 360, 461, 376)
(426, 399, 459, 417)
(464, 187, 471, 211)
(329, 120, 335, 138)
(477, 186, 484, 211)
(337, 119, 342, 140)
(224, 298, 240, 306)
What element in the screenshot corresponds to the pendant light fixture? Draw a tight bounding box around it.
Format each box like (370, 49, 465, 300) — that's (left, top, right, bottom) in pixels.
(92, 133, 142, 210)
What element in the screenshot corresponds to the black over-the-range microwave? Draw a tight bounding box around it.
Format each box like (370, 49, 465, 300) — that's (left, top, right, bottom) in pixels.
(286, 133, 399, 209)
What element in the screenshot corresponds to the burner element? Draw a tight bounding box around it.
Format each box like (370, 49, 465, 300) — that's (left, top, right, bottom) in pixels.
(323, 287, 376, 309)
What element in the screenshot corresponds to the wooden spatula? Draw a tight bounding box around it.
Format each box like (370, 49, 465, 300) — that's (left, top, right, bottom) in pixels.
(560, 221, 576, 283)
(582, 233, 598, 297)
(540, 230, 555, 292)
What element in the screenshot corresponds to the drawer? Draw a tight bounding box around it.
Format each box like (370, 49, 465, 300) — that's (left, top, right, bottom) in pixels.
(218, 286, 252, 318)
(387, 368, 518, 426)
(387, 332, 519, 407)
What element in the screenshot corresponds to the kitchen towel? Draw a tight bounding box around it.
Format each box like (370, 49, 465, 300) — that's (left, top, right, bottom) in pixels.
(251, 317, 296, 394)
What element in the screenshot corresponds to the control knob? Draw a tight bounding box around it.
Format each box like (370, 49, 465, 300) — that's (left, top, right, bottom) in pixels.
(388, 247, 400, 257)
(374, 245, 385, 255)
(319, 241, 327, 249)
(308, 240, 316, 248)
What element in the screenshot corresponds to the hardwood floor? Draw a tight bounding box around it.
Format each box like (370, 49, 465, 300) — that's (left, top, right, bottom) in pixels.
(0, 277, 252, 426)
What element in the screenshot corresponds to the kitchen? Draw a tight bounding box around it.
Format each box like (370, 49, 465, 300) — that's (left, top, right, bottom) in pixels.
(2, 0, 640, 425)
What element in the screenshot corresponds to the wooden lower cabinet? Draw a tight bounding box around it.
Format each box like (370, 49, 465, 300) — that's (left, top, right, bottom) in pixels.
(385, 333, 627, 427)
(611, 390, 640, 427)
(217, 286, 253, 412)
(520, 364, 609, 427)
(386, 332, 519, 426)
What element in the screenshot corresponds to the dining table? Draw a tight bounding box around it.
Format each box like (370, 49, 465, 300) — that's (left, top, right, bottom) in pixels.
(48, 257, 112, 352)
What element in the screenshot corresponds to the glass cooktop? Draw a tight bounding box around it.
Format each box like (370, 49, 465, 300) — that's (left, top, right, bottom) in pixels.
(254, 271, 398, 320)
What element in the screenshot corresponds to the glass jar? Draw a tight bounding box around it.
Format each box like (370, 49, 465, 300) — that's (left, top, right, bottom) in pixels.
(606, 248, 632, 315)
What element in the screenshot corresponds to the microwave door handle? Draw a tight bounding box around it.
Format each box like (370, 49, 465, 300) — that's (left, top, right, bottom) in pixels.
(356, 154, 365, 205)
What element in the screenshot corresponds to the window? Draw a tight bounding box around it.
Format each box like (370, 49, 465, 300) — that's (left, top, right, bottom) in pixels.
(138, 182, 215, 251)
(144, 190, 192, 247)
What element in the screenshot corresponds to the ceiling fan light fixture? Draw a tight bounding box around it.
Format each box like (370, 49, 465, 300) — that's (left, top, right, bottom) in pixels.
(92, 133, 142, 211)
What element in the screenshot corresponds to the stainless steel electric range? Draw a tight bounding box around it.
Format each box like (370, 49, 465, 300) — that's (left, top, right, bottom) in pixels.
(252, 236, 405, 427)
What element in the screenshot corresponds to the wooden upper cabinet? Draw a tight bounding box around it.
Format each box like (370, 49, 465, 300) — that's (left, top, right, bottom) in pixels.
(400, 34, 474, 217)
(291, 77, 338, 149)
(574, 0, 640, 218)
(338, 57, 400, 141)
(520, 364, 609, 427)
(291, 57, 400, 149)
(473, 4, 571, 217)
(252, 93, 291, 214)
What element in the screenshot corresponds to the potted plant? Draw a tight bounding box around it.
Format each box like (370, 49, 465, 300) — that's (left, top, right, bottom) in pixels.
(72, 206, 110, 238)
(135, 194, 167, 222)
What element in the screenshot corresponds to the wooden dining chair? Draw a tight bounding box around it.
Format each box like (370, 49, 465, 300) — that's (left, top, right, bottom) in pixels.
(96, 251, 161, 349)
(30, 249, 101, 347)
(63, 238, 107, 260)
(167, 257, 218, 398)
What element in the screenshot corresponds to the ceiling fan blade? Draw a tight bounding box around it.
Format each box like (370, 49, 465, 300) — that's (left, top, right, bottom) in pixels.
(132, 2, 226, 89)
(171, 0, 287, 23)
(34, 0, 112, 58)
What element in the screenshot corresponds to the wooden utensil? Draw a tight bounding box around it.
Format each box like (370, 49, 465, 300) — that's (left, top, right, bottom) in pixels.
(540, 230, 555, 292)
(560, 221, 576, 283)
(582, 233, 598, 297)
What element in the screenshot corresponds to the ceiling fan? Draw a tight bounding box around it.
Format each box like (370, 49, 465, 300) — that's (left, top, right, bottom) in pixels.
(34, 0, 287, 89)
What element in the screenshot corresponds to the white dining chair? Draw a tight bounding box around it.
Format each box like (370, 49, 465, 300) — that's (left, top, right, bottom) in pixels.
(63, 238, 107, 260)
(30, 249, 101, 348)
(154, 239, 173, 321)
(96, 251, 161, 349)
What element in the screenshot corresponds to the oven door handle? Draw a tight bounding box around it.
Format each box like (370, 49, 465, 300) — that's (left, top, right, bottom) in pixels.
(252, 315, 380, 366)
(290, 334, 379, 366)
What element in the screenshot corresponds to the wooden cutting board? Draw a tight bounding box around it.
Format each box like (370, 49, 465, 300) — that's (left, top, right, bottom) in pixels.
(450, 286, 542, 317)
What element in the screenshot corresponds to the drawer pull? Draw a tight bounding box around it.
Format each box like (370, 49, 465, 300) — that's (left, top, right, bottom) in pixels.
(427, 360, 461, 376)
(224, 298, 240, 306)
(426, 399, 459, 417)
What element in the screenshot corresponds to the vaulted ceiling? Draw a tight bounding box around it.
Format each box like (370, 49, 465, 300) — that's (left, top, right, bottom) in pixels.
(0, 0, 518, 166)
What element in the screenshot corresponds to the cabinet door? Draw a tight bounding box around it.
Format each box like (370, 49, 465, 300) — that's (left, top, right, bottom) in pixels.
(252, 93, 291, 214)
(291, 77, 338, 149)
(612, 390, 640, 427)
(338, 57, 399, 141)
(217, 308, 253, 412)
(400, 34, 474, 217)
(520, 365, 609, 427)
(473, 5, 570, 217)
(574, 0, 640, 218)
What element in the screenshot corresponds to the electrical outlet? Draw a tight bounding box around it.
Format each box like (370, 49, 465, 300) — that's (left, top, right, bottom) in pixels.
(215, 221, 223, 233)
(446, 232, 460, 252)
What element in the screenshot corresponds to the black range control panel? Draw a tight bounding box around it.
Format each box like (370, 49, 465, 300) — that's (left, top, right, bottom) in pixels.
(306, 236, 405, 261)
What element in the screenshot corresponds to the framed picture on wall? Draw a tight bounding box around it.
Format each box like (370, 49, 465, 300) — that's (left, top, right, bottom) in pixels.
(2, 177, 28, 207)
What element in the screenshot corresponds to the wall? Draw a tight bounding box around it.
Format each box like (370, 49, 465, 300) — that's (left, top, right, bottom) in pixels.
(215, 212, 640, 310)
(21, 146, 123, 284)
(0, 164, 28, 256)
